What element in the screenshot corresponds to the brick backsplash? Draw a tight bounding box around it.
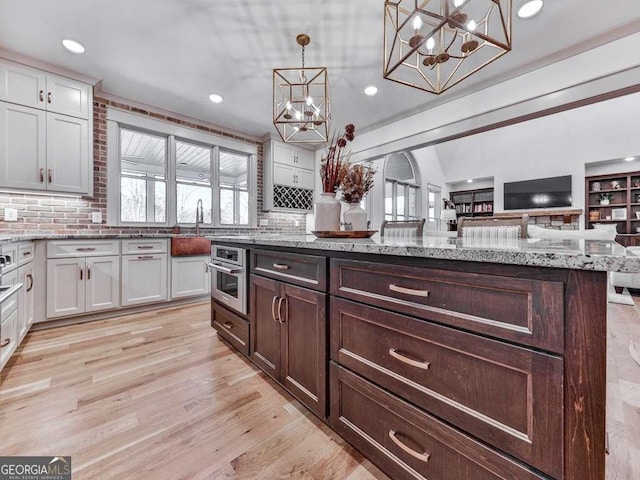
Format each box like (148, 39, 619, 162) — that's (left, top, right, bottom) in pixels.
(528, 214, 580, 230)
(0, 97, 306, 234)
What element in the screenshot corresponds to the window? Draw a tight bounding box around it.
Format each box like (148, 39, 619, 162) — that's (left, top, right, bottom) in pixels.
(119, 129, 167, 223)
(384, 152, 420, 221)
(426, 184, 441, 229)
(219, 151, 249, 226)
(107, 109, 257, 228)
(176, 141, 212, 224)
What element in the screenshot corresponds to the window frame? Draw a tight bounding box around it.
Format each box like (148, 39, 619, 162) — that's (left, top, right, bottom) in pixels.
(383, 152, 421, 221)
(426, 183, 442, 230)
(107, 109, 258, 228)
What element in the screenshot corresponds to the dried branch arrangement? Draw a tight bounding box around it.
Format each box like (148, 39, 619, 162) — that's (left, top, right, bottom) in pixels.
(341, 163, 376, 203)
(320, 124, 355, 193)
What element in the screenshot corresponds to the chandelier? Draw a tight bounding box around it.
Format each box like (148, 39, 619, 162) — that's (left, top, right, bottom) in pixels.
(384, 0, 512, 95)
(273, 34, 331, 143)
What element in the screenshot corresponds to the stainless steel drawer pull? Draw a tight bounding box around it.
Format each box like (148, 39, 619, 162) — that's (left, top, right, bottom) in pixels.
(26, 273, 33, 292)
(48, 169, 52, 183)
(39, 168, 44, 183)
(137, 255, 155, 260)
(389, 284, 430, 298)
(223, 322, 233, 329)
(76, 247, 96, 252)
(210, 264, 240, 275)
(388, 430, 430, 463)
(23, 251, 32, 256)
(79, 266, 83, 280)
(87, 266, 91, 280)
(271, 296, 279, 322)
(272, 263, 290, 271)
(137, 245, 154, 249)
(389, 348, 431, 370)
(0, 339, 10, 348)
(47, 92, 52, 103)
(39, 90, 44, 102)
(277, 297, 285, 324)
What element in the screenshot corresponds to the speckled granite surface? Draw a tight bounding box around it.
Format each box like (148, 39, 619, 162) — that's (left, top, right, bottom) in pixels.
(209, 234, 640, 273)
(1, 232, 639, 272)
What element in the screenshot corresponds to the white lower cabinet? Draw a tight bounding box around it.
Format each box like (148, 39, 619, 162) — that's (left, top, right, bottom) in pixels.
(0, 308, 17, 369)
(18, 261, 34, 337)
(121, 254, 168, 306)
(85, 256, 120, 313)
(171, 256, 210, 299)
(47, 256, 120, 318)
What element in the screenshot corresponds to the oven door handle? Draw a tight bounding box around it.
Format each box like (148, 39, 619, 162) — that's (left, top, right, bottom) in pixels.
(208, 263, 242, 275)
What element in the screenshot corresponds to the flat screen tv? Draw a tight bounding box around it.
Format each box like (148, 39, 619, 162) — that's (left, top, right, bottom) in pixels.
(504, 175, 572, 210)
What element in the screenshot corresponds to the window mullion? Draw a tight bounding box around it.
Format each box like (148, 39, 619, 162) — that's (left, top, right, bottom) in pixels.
(212, 146, 221, 227)
(167, 135, 177, 226)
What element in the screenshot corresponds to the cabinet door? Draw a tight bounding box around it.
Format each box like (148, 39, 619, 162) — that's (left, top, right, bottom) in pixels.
(46, 75, 89, 119)
(273, 163, 313, 189)
(18, 263, 34, 339)
(0, 60, 47, 109)
(171, 256, 210, 299)
(0, 308, 18, 370)
(249, 274, 280, 380)
(273, 142, 314, 170)
(46, 113, 89, 194)
(85, 256, 120, 313)
(280, 283, 327, 417)
(46, 258, 85, 318)
(121, 254, 168, 306)
(0, 102, 47, 190)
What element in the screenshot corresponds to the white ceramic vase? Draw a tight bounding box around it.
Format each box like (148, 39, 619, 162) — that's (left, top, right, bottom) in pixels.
(314, 192, 341, 231)
(343, 202, 367, 231)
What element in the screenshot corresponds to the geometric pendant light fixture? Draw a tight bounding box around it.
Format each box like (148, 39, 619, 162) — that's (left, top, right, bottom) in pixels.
(383, 0, 512, 95)
(273, 34, 331, 143)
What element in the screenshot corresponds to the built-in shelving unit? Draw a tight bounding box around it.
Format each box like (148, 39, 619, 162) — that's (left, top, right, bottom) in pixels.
(450, 187, 494, 218)
(585, 171, 640, 246)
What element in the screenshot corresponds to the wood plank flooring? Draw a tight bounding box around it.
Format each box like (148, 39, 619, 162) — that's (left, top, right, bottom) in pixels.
(1, 299, 639, 479)
(0, 303, 387, 480)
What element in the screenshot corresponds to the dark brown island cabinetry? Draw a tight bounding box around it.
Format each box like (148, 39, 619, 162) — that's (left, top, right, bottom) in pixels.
(212, 243, 607, 480)
(249, 249, 327, 418)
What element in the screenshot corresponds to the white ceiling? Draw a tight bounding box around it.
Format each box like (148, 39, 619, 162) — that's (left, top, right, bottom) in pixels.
(2, 0, 640, 140)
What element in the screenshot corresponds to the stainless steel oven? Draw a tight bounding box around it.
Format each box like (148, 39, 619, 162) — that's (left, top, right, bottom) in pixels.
(209, 245, 247, 315)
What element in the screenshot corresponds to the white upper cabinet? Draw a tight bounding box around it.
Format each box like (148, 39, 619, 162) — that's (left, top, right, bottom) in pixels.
(0, 102, 46, 190)
(46, 76, 89, 119)
(46, 113, 89, 193)
(264, 138, 316, 212)
(0, 61, 47, 110)
(0, 59, 89, 119)
(0, 59, 92, 194)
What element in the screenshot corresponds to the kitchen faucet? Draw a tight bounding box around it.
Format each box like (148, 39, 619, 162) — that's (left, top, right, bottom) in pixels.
(195, 198, 203, 236)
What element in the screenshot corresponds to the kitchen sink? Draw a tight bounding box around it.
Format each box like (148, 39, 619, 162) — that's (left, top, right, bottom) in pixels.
(170, 236, 211, 256)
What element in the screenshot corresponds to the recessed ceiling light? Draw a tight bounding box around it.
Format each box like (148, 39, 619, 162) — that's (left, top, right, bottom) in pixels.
(364, 86, 378, 96)
(467, 179, 473, 183)
(62, 39, 86, 54)
(208, 93, 223, 104)
(625, 156, 635, 162)
(517, 0, 544, 19)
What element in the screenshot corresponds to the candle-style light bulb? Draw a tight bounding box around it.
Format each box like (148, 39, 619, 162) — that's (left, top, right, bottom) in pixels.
(412, 15, 422, 32)
(306, 96, 313, 106)
(426, 37, 435, 52)
(467, 19, 477, 31)
(454, 0, 465, 7)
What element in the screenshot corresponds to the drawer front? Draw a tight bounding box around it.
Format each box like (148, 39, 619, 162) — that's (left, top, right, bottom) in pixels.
(122, 238, 168, 255)
(330, 258, 564, 353)
(330, 364, 548, 480)
(273, 163, 314, 189)
(331, 297, 563, 478)
(17, 242, 34, 266)
(48, 240, 120, 258)
(212, 300, 249, 356)
(252, 249, 326, 291)
(1, 269, 19, 318)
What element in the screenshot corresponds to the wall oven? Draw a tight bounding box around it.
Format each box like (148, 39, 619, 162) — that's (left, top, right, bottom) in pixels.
(209, 246, 247, 315)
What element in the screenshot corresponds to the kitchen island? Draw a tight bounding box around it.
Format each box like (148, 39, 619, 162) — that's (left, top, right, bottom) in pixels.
(209, 233, 639, 480)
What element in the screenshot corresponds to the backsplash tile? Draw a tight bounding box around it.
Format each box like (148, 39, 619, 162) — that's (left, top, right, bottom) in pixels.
(0, 97, 306, 235)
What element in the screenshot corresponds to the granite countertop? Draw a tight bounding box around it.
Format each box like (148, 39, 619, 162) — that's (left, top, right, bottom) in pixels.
(209, 233, 640, 273)
(1, 232, 639, 272)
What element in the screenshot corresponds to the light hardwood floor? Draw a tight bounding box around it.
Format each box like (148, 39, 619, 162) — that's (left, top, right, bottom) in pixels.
(1, 300, 639, 480)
